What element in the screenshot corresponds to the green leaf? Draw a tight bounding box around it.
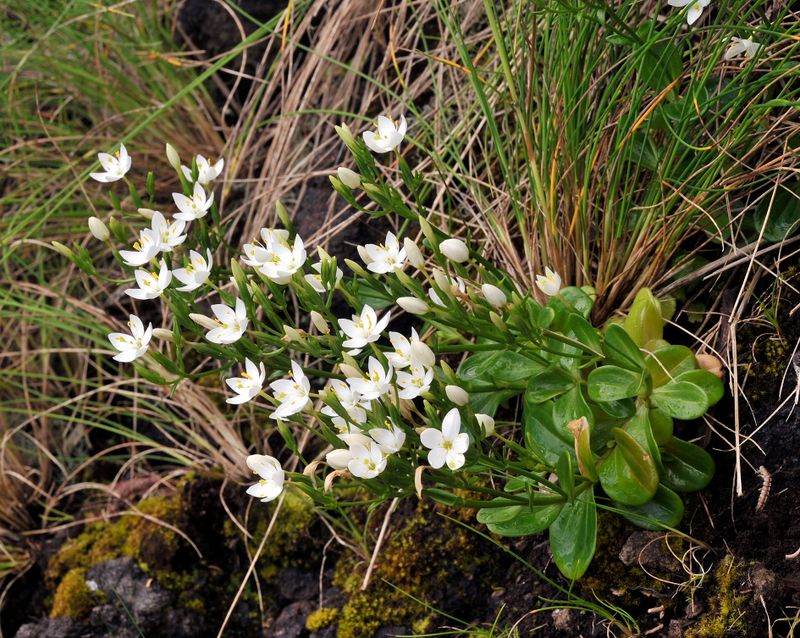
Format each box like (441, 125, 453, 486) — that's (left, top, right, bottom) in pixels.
(624, 404, 661, 466)
(525, 366, 575, 403)
(617, 485, 685, 530)
(132, 364, 168, 385)
(549, 489, 597, 580)
(674, 370, 724, 406)
(636, 27, 683, 93)
(603, 323, 647, 370)
(565, 313, 602, 354)
(645, 345, 697, 388)
(554, 286, 595, 318)
(482, 504, 563, 537)
(660, 438, 715, 492)
(599, 427, 659, 506)
(753, 181, 800, 242)
(587, 365, 647, 402)
(524, 399, 572, 465)
(623, 288, 664, 347)
(651, 381, 709, 420)
(459, 351, 545, 386)
(649, 408, 674, 445)
(468, 390, 516, 418)
(556, 451, 576, 501)
(477, 504, 523, 524)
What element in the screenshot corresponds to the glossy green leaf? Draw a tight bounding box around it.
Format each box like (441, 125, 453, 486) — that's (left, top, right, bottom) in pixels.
(565, 313, 602, 354)
(623, 288, 664, 347)
(649, 408, 674, 445)
(526, 366, 576, 403)
(549, 489, 597, 580)
(645, 345, 697, 388)
(483, 504, 563, 537)
(617, 485, 685, 530)
(603, 323, 647, 370)
(554, 286, 595, 318)
(660, 437, 715, 492)
(556, 451, 576, 501)
(468, 390, 516, 418)
(636, 27, 683, 93)
(477, 504, 523, 524)
(753, 180, 800, 242)
(524, 399, 571, 465)
(651, 381, 708, 419)
(624, 404, 661, 466)
(587, 365, 647, 402)
(674, 370, 724, 406)
(459, 350, 545, 386)
(598, 427, 659, 506)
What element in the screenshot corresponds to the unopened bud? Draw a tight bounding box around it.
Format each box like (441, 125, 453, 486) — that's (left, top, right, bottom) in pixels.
(397, 296, 429, 315)
(445, 384, 470, 406)
(337, 167, 361, 189)
(410, 340, 435, 368)
(418, 216, 437, 246)
(432, 269, 451, 291)
(403, 238, 425, 269)
(696, 353, 724, 379)
(190, 313, 218, 331)
(325, 449, 351, 471)
(283, 325, 304, 342)
(334, 123, 357, 150)
(439, 238, 469, 263)
(475, 413, 495, 437)
(137, 207, 156, 220)
(489, 311, 507, 332)
(51, 241, 75, 260)
(310, 311, 329, 334)
(356, 245, 372, 265)
(165, 143, 181, 171)
(344, 258, 368, 277)
(339, 364, 362, 379)
(152, 328, 174, 341)
(481, 283, 507, 308)
(87, 216, 110, 241)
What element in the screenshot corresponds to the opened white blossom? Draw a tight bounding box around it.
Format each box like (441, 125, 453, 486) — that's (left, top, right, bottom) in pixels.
(362, 231, 407, 274)
(338, 304, 391, 354)
(150, 211, 187, 252)
(535, 267, 562, 296)
(337, 167, 361, 189)
(386, 329, 434, 370)
(245, 455, 285, 502)
(321, 379, 369, 431)
(242, 228, 290, 268)
(173, 249, 213, 292)
(119, 228, 161, 267)
(438, 238, 469, 263)
(226, 358, 266, 405)
(108, 314, 152, 363)
(199, 298, 248, 344)
(362, 115, 407, 153)
(258, 235, 307, 285)
(124, 259, 172, 300)
(304, 261, 343, 293)
(347, 442, 387, 479)
(396, 365, 434, 400)
(428, 275, 466, 307)
(325, 433, 372, 471)
(369, 419, 406, 454)
(181, 155, 224, 185)
(420, 408, 470, 471)
(173, 182, 214, 222)
(667, 0, 710, 25)
(90, 143, 131, 183)
(724, 36, 761, 60)
(269, 361, 311, 420)
(347, 356, 393, 401)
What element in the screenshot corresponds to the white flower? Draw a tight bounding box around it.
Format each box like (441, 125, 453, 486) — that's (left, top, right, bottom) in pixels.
(363, 231, 407, 274)
(348, 442, 387, 479)
(337, 167, 361, 189)
(428, 275, 465, 307)
(258, 235, 307, 285)
(438, 238, 469, 263)
(173, 182, 214, 222)
(108, 314, 152, 362)
(181, 155, 224, 185)
(667, 0, 711, 26)
(386, 329, 434, 370)
(338, 305, 391, 354)
(420, 408, 469, 470)
(90, 143, 131, 182)
(481, 283, 507, 308)
(304, 261, 343, 293)
(396, 296, 430, 315)
(125, 259, 172, 300)
(88, 217, 109, 241)
(363, 115, 407, 154)
(242, 228, 290, 268)
(403, 238, 424, 269)
(245, 455, 285, 502)
(396, 365, 433, 400)
(476, 413, 496, 437)
(724, 36, 761, 60)
(369, 419, 406, 454)
(347, 357, 393, 401)
(150, 211, 187, 252)
(270, 361, 311, 420)
(325, 434, 372, 470)
(321, 379, 369, 432)
(445, 384, 470, 406)
(226, 358, 266, 405)
(199, 298, 248, 344)
(535, 267, 561, 296)
(119, 228, 161, 267)
(173, 249, 213, 292)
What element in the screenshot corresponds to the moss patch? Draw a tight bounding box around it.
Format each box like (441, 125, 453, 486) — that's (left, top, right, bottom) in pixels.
(50, 568, 98, 620)
(306, 607, 339, 631)
(255, 489, 319, 580)
(686, 555, 747, 638)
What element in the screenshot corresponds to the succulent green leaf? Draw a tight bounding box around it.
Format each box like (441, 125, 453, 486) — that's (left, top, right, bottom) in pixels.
(481, 504, 563, 537)
(587, 365, 647, 402)
(603, 323, 647, 370)
(549, 489, 597, 580)
(660, 437, 715, 492)
(651, 381, 709, 420)
(598, 427, 659, 506)
(617, 485, 685, 530)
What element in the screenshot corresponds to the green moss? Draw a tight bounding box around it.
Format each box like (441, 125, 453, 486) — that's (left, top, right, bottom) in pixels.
(306, 607, 339, 631)
(686, 555, 747, 638)
(50, 568, 97, 620)
(255, 489, 319, 580)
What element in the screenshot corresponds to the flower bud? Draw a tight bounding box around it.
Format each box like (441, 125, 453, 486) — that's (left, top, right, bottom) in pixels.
(190, 313, 219, 330)
(337, 167, 361, 189)
(445, 384, 470, 406)
(334, 123, 357, 150)
(439, 238, 469, 263)
(432, 268, 451, 291)
(136, 207, 156, 220)
(51, 241, 75, 260)
(481, 283, 507, 308)
(344, 258, 369, 277)
(410, 340, 435, 368)
(325, 449, 351, 471)
(339, 364, 362, 379)
(152, 328, 174, 341)
(397, 296, 429, 315)
(87, 216, 110, 241)
(489, 311, 507, 332)
(310, 311, 329, 334)
(475, 413, 495, 437)
(283, 325, 304, 342)
(418, 216, 437, 247)
(356, 245, 372, 265)
(403, 237, 425, 269)
(165, 143, 181, 171)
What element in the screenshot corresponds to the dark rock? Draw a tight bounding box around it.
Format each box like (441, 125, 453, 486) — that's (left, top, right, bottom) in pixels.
(375, 627, 407, 638)
(619, 531, 681, 575)
(272, 600, 314, 638)
(308, 627, 336, 638)
(320, 585, 344, 609)
(88, 605, 138, 638)
(277, 567, 318, 602)
(15, 618, 78, 638)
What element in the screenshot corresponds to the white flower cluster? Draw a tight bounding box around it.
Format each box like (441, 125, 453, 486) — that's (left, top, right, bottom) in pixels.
(665, 1, 762, 60)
